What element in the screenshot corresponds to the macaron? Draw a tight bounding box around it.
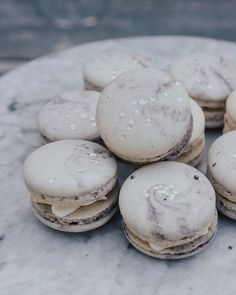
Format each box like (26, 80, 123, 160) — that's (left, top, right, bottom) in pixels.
(119, 161, 217, 259)
(83, 49, 152, 91)
(176, 99, 205, 166)
(169, 54, 236, 128)
(96, 68, 193, 164)
(37, 90, 100, 142)
(23, 140, 118, 232)
(224, 90, 236, 132)
(207, 130, 236, 220)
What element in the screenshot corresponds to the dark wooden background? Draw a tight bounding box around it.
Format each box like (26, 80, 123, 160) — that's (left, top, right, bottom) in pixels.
(1, 0, 236, 75)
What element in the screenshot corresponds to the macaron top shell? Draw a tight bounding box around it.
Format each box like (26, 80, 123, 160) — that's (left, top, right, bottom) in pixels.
(226, 90, 236, 120)
(119, 162, 215, 243)
(208, 130, 236, 194)
(96, 68, 192, 162)
(169, 54, 236, 102)
(37, 91, 100, 141)
(23, 140, 117, 198)
(189, 99, 205, 144)
(83, 49, 152, 89)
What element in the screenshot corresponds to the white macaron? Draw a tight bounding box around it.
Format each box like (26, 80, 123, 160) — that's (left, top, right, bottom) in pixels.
(23, 140, 118, 232)
(83, 49, 153, 91)
(96, 68, 193, 164)
(208, 130, 236, 220)
(119, 161, 217, 259)
(37, 90, 100, 142)
(169, 54, 236, 128)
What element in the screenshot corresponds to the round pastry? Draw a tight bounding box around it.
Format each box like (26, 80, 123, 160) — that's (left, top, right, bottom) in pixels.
(119, 161, 217, 259)
(83, 49, 152, 91)
(176, 99, 205, 166)
(23, 140, 118, 232)
(37, 90, 100, 142)
(169, 54, 236, 128)
(96, 68, 193, 164)
(224, 90, 236, 133)
(208, 130, 236, 219)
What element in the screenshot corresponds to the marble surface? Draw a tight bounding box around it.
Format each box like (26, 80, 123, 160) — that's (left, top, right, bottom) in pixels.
(1, 36, 236, 295)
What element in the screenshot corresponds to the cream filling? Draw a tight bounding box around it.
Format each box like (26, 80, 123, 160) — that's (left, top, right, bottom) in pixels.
(51, 196, 107, 218)
(148, 225, 210, 252)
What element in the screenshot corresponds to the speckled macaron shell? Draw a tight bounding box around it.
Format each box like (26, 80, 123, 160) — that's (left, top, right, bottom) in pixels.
(169, 54, 236, 103)
(176, 99, 205, 166)
(119, 161, 217, 259)
(83, 49, 153, 91)
(96, 68, 193, 164)
(208, 131, 236, 219)
(208, 131, 236, 197)
(23, 140, 117, 205)
(169, 54, 236, 127)
(224, 91, 236, 132)
(37, 91, 100, 141)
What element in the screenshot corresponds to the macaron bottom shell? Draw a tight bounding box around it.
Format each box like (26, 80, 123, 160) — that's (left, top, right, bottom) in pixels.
(176, 136, 205, 167)
(122, 212, 217, 259)
(31, 185, 119, 232)
(84, 78, 103, 92)
(216, 193, 236, 220)
(207, 168, 236, 220)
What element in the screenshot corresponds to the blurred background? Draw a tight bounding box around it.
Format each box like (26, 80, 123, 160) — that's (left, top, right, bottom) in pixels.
(1, 0, 236, 75)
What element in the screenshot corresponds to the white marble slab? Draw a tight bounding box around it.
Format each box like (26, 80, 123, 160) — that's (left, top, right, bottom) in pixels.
(0, 36, 236, 295)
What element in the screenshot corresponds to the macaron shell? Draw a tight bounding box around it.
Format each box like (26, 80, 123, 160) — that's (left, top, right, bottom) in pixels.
(37, 91, 100, 141)
(226, 90, 236, 122)
(169, 54, 236, 102)
(31, 184, 119, 232)
(119, 162, 216, 243)
(189, 99, 205, 144)
(83, 49, 152, 90)
(23, 140, 117, 199)
(123, 212, 217, 259)
(208, 130, 236, 195)
(216, 193, 236, 220)
(97, 68, 192, 163)
(176, 136, 205, 167)
(224, 113, 236, 133)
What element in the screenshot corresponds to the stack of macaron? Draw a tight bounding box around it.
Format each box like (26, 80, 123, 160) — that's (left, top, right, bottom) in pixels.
(208, 131, 236, 220)
(23, 47, 236, 260)
(24, 49, 156, 234)
(169, 54, 236, 128)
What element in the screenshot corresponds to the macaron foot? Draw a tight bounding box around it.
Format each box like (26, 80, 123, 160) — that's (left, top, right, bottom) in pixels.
(216, 193, 236, 220)
(31, 185, 119, 232)
(123, 212, 217, 259)
(176, 137, 205, 167)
